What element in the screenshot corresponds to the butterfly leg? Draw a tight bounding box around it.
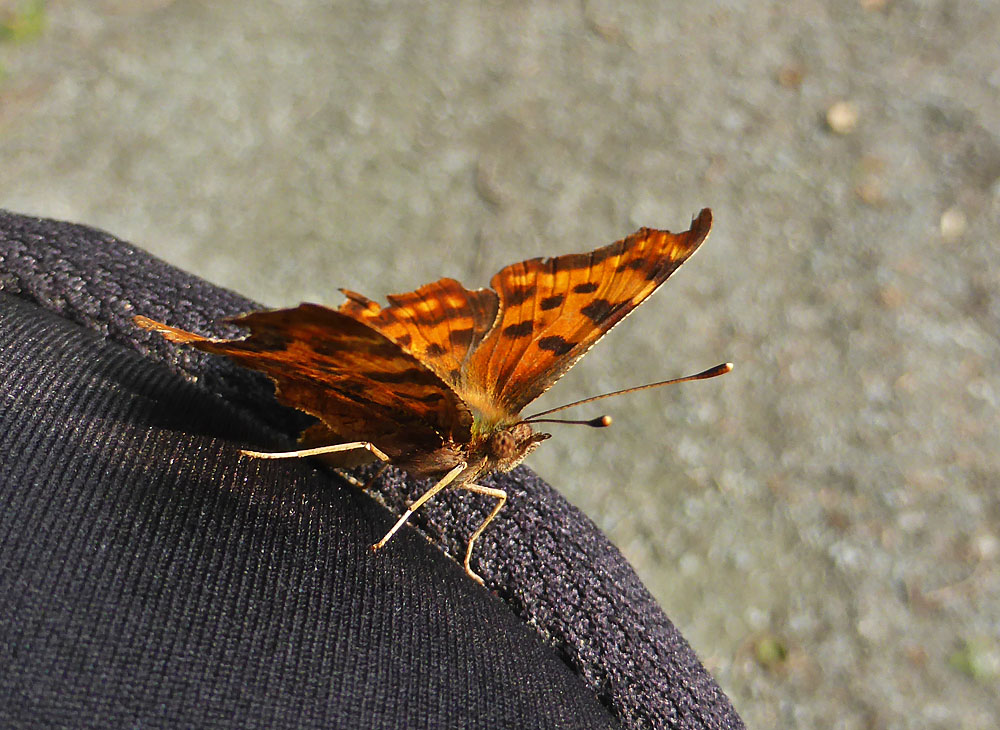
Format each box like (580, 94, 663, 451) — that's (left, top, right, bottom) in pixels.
(357, 462, 391, 491)
(240, 441, 391, 464)
(454, 483, 507, 585)
(332, 461, 391, 492)
(372, 462, 467, 552)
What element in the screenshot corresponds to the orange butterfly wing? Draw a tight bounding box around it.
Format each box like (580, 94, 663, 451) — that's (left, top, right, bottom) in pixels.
(463, 208, 713, 416)
(143, 209, 711, 448)
(135, 305, 473, 460)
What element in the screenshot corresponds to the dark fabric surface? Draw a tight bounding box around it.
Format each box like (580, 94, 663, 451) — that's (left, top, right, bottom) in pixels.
(0, 292, 617, 729)
(0, 210, 746, 730)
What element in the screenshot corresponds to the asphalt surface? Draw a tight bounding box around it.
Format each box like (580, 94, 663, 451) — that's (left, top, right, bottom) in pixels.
(2, 2, 997, 728)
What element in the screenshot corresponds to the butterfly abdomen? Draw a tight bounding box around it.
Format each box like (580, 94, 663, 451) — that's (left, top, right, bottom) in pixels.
(394, 441, 469, 479)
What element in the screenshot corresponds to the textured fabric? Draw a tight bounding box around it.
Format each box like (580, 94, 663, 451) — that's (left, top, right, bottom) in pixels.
(0, 210, 745, 730)
(0, 293, 617, 729)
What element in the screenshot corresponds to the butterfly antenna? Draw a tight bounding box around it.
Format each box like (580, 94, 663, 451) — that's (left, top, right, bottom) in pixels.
(525, 415, 614, 428)
(523, 362, 733, 423)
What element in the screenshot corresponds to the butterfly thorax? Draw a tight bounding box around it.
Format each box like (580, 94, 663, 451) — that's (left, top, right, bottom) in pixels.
(459, 384, 511, 436)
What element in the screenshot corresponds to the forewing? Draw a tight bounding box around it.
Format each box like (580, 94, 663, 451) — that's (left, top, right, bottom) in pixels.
(465, 208, 713, 415)
(135, 304, 473, 457)
(338, 278, 499, 388)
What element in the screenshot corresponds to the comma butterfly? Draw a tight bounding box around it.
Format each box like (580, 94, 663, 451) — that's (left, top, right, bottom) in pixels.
(135, 208, 730, 584)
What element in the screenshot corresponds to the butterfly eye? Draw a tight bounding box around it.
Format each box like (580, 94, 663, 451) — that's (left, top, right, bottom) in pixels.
(487, 430, 519, 461)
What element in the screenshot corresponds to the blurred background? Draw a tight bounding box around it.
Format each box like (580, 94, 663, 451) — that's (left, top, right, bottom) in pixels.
(2, 1, 997, 727)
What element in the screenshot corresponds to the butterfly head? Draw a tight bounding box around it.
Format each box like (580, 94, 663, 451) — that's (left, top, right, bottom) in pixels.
(483, 422, 550, 473)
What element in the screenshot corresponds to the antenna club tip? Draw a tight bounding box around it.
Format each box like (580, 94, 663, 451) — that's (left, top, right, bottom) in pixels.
(723, 362, 734, 373)
(593, 415, 613, 428)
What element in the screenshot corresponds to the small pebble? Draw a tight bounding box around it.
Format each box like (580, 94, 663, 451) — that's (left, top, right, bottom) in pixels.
(939, 206, 967, 241)
(856, 176, 886, 206)
(827, 101, 859, 134)
(777, 64, 804, 89)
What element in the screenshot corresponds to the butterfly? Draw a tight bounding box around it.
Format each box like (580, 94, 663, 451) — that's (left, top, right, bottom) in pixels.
(135, 208, 730, 584)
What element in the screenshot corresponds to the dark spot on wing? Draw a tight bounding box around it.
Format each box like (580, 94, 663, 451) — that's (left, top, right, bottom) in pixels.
(588, 246, 612, 266)
(539, 294, 564, 310)
(645, 264, 666, 281)
(424, 342, 447, 357)
(362, 368, 439, 384)
(503, 285, 536, 306)
(361, 341, 411, 359)
(616, 258, 648, 272)
(573, 282, 599, 294)
(394, 333, 412, 348)
(247, 331, 294, 350)
(313, 340, 346, 357)
(450, 327, 474, 349)
(548, 244, 614, 273)
(502, 321, 534, 338)
(537, 336, 575, 355)
(580, 298, 614, 324)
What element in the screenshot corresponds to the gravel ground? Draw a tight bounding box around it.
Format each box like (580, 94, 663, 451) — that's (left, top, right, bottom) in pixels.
(2, 2, 998, 728)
